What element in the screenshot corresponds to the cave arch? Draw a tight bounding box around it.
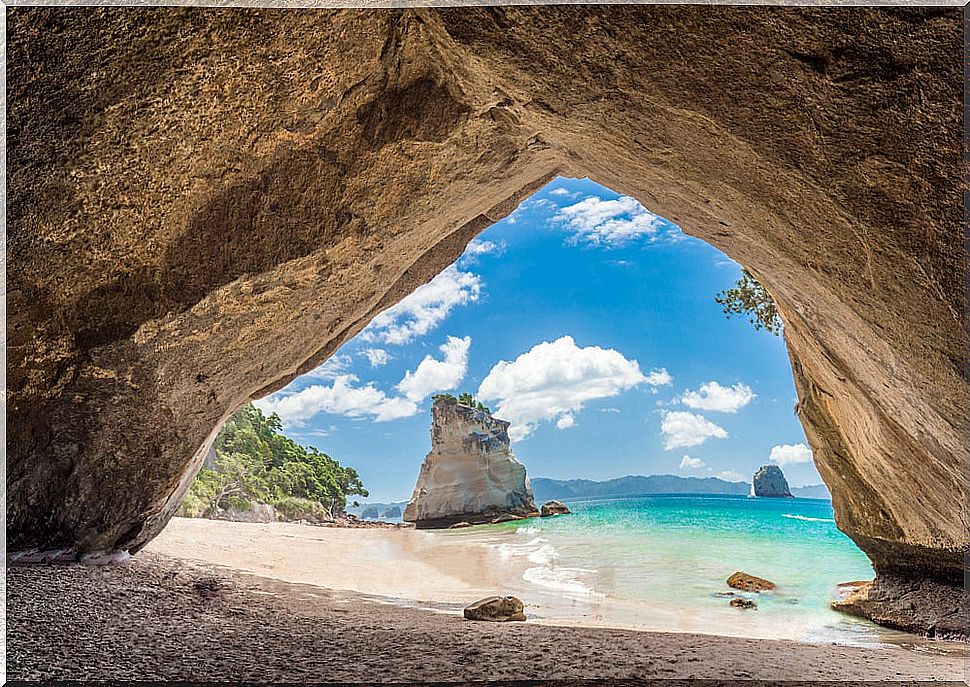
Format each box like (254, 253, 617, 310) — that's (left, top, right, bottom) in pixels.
(7, 5, 964, 616)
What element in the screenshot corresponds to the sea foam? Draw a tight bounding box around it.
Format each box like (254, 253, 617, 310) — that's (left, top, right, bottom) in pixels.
(782, 513, 835, 523)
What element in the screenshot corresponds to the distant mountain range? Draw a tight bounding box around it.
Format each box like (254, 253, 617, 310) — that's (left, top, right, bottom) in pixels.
(531, 474, 749, 501)
(531, 475, 830, 502)
(790, 484, 831, 499)
(350, 478, 831, 518)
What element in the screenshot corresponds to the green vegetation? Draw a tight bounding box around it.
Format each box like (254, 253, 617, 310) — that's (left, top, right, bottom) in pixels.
(715, 270, 783, 335)
(177, 404, 367, 520)
(434, 392, 491, 413)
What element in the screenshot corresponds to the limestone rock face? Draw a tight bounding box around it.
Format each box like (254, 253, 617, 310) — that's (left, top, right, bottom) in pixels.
(404, 399, 538, 528)
(752, 466, 793, 498)
(5, 7, 966, 628)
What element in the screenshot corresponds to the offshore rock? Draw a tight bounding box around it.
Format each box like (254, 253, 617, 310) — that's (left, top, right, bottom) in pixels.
(403, 398, 539, 528)
(752, 465, 793, 498)
(540, 500, 571, 517)
(463, 595, 527, 622)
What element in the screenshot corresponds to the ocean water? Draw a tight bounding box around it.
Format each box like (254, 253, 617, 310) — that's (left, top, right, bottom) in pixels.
(429, 495, 939, 648)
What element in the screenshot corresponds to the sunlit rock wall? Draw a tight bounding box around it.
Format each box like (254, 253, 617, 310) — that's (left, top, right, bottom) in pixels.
(7, 6, 964, 605)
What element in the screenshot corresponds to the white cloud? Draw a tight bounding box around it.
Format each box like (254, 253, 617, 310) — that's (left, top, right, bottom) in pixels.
(477, 336, 649, 441)
(361, 265, 482, 346)
(600, 407, 621, 414)
(305, 354, 352, 380)
(396, 336, 471, 403)
(462, 239, 507, 257)
(660, 411, 728, 450)
(645, 368, 673, 387)
(769, 442, 814, 466)
(717, 469, 746, 482)
(556, 414, 576, 430)
(254, 375, 419, 425)
(549, 187, 571, 196)
(552, 195, 665, 248)
(681, 381, 755, 413)
(361, 348, 389, 368)
(679, 455, 705, 470)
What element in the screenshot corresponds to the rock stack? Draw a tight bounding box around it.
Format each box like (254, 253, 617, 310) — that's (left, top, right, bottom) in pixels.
(752, 465, 793, 497)
(403, 397, 539, 528)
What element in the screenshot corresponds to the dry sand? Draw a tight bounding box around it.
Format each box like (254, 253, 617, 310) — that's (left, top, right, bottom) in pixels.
(5, 518, 966, 682)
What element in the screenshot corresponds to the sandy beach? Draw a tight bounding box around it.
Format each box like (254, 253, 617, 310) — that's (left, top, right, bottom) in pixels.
(6, 517, 965, 682)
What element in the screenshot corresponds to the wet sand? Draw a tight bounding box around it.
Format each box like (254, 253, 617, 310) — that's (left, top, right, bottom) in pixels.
(4, 518, 965, 682)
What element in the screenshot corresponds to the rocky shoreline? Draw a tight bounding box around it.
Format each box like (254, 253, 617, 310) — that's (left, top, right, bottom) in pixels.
(6, 551, 964, 682)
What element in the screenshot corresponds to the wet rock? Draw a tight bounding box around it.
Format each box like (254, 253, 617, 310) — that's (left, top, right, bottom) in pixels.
(730, 597, 757, 610)
(490, 513, 527, 524)
(831, 575, 968, 640)
(463, 595, 526, 622)
(727, 572, 776, 592)
(752, 465, 793, 498)
(540, 500, 571, 517)
(449, 521, 472, 529)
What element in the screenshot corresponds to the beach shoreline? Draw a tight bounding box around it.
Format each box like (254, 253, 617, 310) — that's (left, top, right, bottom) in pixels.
(143, 516, 963, 652)
(6, 545, 965, 682)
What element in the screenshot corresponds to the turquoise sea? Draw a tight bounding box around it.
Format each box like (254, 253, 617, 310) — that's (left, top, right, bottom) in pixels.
(430, 494, 942, 648)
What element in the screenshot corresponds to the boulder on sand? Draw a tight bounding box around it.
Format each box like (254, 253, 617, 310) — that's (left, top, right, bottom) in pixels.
(540, 500, 571, 517)
(463, 595, 526, 622)
(727, 571, 776, 592)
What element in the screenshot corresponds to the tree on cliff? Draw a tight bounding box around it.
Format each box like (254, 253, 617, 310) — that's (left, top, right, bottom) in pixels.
(715, 270, 783, 335)
(177, 404, 367, 519)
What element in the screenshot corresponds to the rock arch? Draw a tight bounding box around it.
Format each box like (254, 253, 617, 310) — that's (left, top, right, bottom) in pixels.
(7, 6, 965, 625)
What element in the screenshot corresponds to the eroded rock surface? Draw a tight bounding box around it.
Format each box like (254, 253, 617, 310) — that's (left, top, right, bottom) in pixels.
(404, 398, 538, 528)
(752, 465, 793, 498)
(6, 6, 966, 631)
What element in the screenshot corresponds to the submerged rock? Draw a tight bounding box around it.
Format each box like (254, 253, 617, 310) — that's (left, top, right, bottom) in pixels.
(540, 500, 571, 517)
(730, 597, 758, 610)
(727, 571, 777, 592)
(463, 595, 526, 622)
(403, 398, 539, 528)
(752, 465, 793, 497)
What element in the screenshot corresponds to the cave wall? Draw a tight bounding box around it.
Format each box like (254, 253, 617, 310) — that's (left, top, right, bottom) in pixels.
(7, 7, 966, 581)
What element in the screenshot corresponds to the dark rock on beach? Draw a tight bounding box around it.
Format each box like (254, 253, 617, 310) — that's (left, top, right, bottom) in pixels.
(463, 595, 527, 622)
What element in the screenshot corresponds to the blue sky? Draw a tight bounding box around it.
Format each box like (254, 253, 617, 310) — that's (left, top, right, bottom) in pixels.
(255, 178, 821, 501)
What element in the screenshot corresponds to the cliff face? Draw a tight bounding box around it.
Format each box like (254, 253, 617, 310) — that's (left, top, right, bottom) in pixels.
(5, 6, 965, 629)
(753, 465, 793, 498)
(404, 399, 538, 527)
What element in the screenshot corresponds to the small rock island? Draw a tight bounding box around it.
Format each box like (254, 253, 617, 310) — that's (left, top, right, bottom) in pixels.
(403, 395, 539, 528)
(752, 464, 793, 498)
